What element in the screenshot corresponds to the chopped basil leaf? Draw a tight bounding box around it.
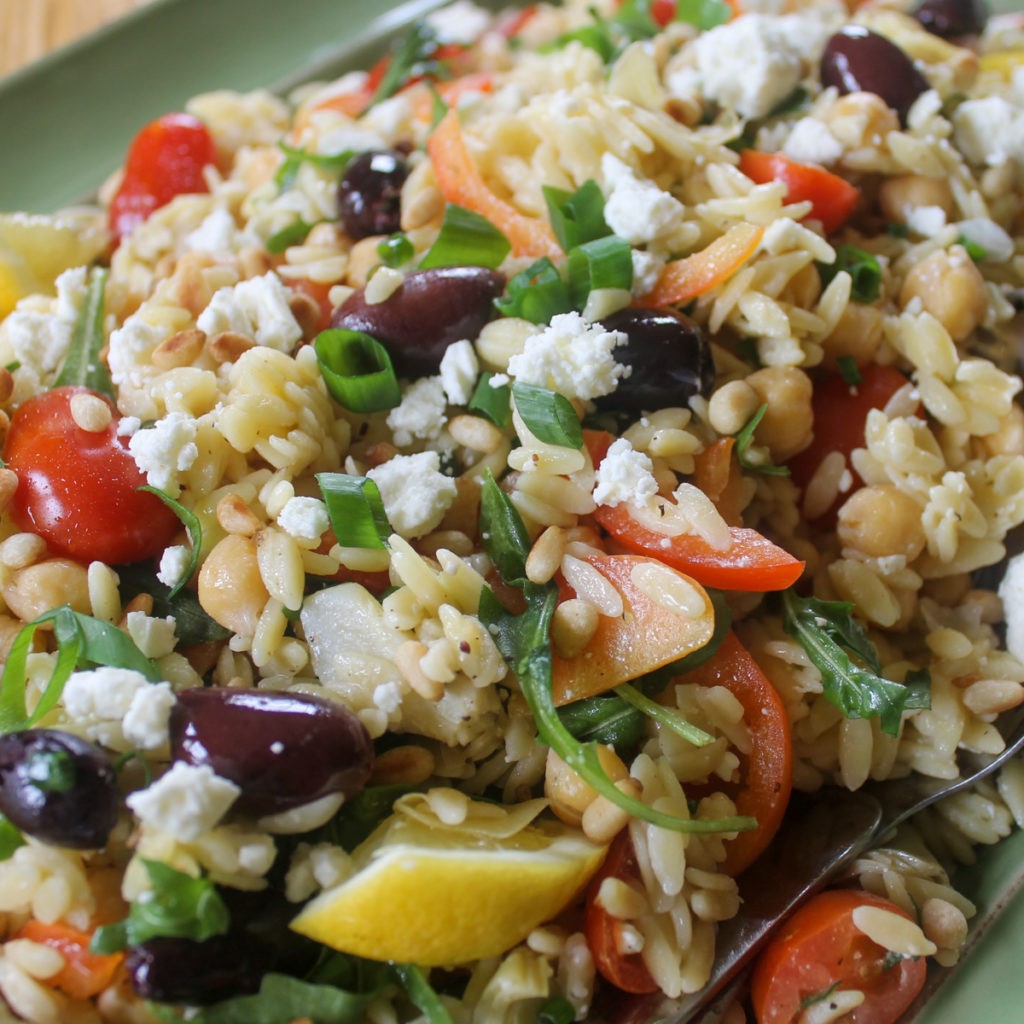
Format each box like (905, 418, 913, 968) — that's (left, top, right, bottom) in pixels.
(420, 204, 511, 270)
(837, 356, 863, 387)
(4, 361, 19, 372)
(139, 486, 202, 597)
(0, 606, 159, 734)
(113, 749, 153, 787)
(512, 381, 583, 450)
(275, 143, 354, 193)
(567, 234, 633, 308)
(781, 591, 931, 736)
(314, 328, 401, 413)
(377, 232, 415, 268)
(0, 815, 23, 861)
(317, 473, 392, 550)
(957, 234, 987, 262)
(426, 81, 449, 131)
(613, 683, 714, 745)
(468, 372, 512, 427)
(493, 257, 573, 324)
(543, 180, 611, 253)
(91, 859, 229, 954)
(734, 404, 790, 477)
(370, 22, 445, 107)
(266, 218, 315, 254)
(940, 91, 968, 120)
(54, 267, 112, 397)
(817, 244, 881, 303)
(767, 85, 810, 118)
(391, 965, 452, 1024)
(543, 21, 617, 62)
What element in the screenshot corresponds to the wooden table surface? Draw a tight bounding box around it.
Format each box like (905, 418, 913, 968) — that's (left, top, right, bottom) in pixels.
(1, 0, 156, 78)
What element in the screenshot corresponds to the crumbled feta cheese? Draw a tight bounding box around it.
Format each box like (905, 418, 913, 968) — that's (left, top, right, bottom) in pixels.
(127, 411, 199, 496)
(675, 14, 804, 119)
(117, 416, 142, 438)
(953, 96, 1024, 171)
(126, 762, 240, 842)
(386, 377, 448, 447)
(122, 682, 177, 750)
(277, 496, 330, 543)
(2, 312, 72, 382)
(907, 205, 947, 237)
(782, 118, 843, 166)
(592, 438, 659, 507)
(157, 545, 192, 589)
(197, 271, 302, 352)
(631, 249, 665, 298)
(126, 611, 178, 659)
(507, 312, 629, 402)
(367, 451, 457, 538)
(184, 208, 257, 254)
(63, 667, 175, 750)
(53, 266, 89, 323)
(361, 94, 414, 141)
(108, 316, 172, 392)
(425, 0, 493, 42)
(373, 682, 403, 714)
(601, 154, 684, 247)
(1000, 554, 1024, 662)
(439, 340, 479, 406)
(957, 218, 1015, 263)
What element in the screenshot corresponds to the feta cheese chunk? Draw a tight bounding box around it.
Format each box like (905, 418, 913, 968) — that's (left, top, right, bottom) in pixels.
(953, 97, 1024, 172)
(277, 496, 331, 544)
(63, 667, 176, 750)
(1000, 553, 1024, 662)
(782, 118, 843, 166)
(157, 545, 192, 589)
(601, 154, 685, 248)
(127, 411, 200, 496)
(197, 271, 302, 352)
(367, 451, 457, 538)
(125, 611, 178, 660)
(593, 438, 659, 507)
(439, 340, 479, 405)
(507, 312, 629, 402)
(122, 683, 178, 750)
(386, 377, 448, 447)
(127, 762, 240, 841)
(184, 208, 258, 254)
(425, 0, 493, 43)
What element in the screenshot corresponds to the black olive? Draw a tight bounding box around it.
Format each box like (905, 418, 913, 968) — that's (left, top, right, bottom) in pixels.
(169, 688, 374, 817)
(0, 729, 118, 849)
(331, 265, 505, 377)
(820, 27, 930, 125)
(337, 149, 410, 239)
(913, 0, 987, 38)
(594, 308, 715, 413)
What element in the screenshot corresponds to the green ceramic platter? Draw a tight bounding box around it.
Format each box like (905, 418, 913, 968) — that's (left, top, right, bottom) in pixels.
(1, 0, 1023, 1019)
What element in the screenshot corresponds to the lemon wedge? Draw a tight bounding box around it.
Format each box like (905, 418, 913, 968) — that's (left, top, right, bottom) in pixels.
(290, 792, 607, 966)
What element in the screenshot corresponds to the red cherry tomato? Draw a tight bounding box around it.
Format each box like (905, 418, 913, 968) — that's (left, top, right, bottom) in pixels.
(751, 889, 928, 1024)
(739, 150, 860, 234)
(584, 832, 659, 995)
(109, 113, 217, 244)
(4, 386, 180, 565)
(787, 365, 911, 525)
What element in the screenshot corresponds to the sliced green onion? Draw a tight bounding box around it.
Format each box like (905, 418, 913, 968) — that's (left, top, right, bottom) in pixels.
(512, 381, 583, 450)
(275, 143, 354, 192)
(493, 257, 573, 324)
(613, 683, 714, 746)
(541, 23, 616, 62)
(674, 0, 732, 29)
(139, 487, 202, 598)
(420, 204, 511, 270)
(316, 473, 392, 550)
(314, 328, 401, 413)
(0, 816, 23, 861)
(266, 218, 314, 254)
(391, 965, 453, 1024)
(837, 356, 863, 387)
(734, 403, 790, 477)
(54, 267, 112, 397)
(377, 233, 415, 268)
(567, 235, 633, 308)
(957, 234, 987, 262)
(543, 180, 611, 253)
(817, 244, 881, 304)
(468, 372, 512, 427)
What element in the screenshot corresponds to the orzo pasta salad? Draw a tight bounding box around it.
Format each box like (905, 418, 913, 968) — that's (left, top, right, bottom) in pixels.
(0, 0, 1023, 1020)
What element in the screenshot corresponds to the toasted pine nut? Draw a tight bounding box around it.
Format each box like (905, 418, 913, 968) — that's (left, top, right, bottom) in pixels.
(151, 328, 206, 369)
(526, 526, 567, 585)
(0, 469, 18, 513)
(207, 330, 254, 364)
(396, 640, 444, 701)
(216, 493, 262, 536)
(69, 392, 113, 433)
(0, 368, 14, 403)
(288, 293, 323, 341)
(371, 744, 436, 785)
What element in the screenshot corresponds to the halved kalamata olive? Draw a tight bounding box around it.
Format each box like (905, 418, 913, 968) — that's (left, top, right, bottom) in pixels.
(820, 27, 930, 125)
(595, 308, 715, 413)
(169, 688, 373, 817)
(337, 149, 410, 239)
(913, 0, 987, 38)
(331, 265, 505, 377)
(0, 729, 118, 849)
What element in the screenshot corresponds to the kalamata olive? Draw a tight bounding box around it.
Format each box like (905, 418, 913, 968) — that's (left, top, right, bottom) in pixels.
(595, 308, 715, 413)
(337, 149, 410, 239)
(820, 28, 930, 125)
(169, 688, 373, 817)
(913, 0, 987, 38)
(126, 934, 270, 1005)
(331, 265, 505, 377)
(0, 729, 118, 849)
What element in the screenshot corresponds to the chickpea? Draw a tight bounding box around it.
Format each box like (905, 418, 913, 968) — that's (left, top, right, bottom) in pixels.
(899, 245, 988, 342)
(979, 402, 1024, 458)
(2, 559, 91, 623)
(878, 174, 954, 225)
(744, 367, 814, 461)
(197, 534, 269, 635)
(836, 484, 926, 560)
(345, 235, 388, 288)
(821, 303, 884, 369)
(544, 746, 627, 827)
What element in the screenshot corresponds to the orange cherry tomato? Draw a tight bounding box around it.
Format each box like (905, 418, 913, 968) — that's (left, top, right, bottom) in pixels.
(12, 920, 123, 1000)
(751, 889, 928, 1024)
(739, 150, 860, 234)
(681, 631, 792, 875)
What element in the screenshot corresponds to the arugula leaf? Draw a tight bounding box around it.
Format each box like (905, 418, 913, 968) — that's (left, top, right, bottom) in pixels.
(318, 783, 415, 851)
(613, 682, 713, 745)
(543, 180, 611, 253)
(557, 692, 646, 748)
(391, 964, 453, 1024)
(512, 381, 583, 450)
(800, 981, 841, 1012)
(314, 328, 401, 413)
(92, 860, 229, 954)
(53, 267, 112, 396)
(493, 258, 574, 324)
(317, 473, 393, 550)
(0, 607, 160, 734)
(370, 22, 445, 106)
(817, 244, 881, 304)
(117, 566, 229, 645)
(275, 143, 354, 193)
(420, 204, 511, 270)
(781, 591, 931, 736)
(139, 486, 201, 597)
(734, 404, 789, 477)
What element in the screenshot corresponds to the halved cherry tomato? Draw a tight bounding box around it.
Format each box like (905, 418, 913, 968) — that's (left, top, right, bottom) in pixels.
(787, 365, 910, 525)
(739, 150, 860, 234)
(584, 832, 659, 994)
(551, 553, 715, 705)
(680, 631, 791, 875)
(3, 386, 180, 565)
(109, 113, 216, 245)
(11, 920, 123, 1000)
(750, 889, 928, 1024)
